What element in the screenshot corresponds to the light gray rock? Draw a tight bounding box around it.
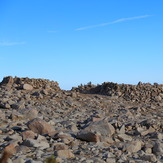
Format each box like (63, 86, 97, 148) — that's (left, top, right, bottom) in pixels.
(22, 138, 49, 149)
(106, 158, 116, 163)
(117, 134, 132, 141)
(117, 125, 125, 134)
(22, 84, 33, 91)
(13, 158, 25, 163)
(0, 110, 6, 119)
(125, 140, 142, 153)
(5, 133, 22, 142)
(77, 119, 115, 142)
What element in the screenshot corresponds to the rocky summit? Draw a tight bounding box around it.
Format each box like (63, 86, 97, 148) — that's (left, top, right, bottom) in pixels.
(0, 76, 162, 163)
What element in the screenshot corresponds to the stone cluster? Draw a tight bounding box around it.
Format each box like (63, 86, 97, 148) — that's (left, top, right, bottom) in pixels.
(0, 76, 162, 163)
(73, 82, 163, 102)
(0, 76, 60, 90)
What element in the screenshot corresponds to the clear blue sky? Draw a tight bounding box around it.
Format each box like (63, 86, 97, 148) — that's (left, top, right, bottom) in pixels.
(0, 0, 163, 90)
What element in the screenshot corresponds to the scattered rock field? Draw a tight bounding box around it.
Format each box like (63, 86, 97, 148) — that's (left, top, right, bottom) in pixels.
(0, 77, 162, 163)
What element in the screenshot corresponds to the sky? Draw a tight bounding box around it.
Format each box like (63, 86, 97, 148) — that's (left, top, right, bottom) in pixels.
(0, 0, 163, 90)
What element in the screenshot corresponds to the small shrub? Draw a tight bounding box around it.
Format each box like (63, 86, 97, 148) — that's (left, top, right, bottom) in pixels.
(45, 155, 57, 163)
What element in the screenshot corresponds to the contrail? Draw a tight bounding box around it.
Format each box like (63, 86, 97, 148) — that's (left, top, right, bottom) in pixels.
(75, 15, 151, 31)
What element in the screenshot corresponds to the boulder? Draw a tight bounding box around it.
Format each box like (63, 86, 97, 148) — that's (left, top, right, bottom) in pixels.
(27, 118, 56, 135)
(125, 140, 142, 153)
(22, 84, 33, 91)
(77, 119, 115, 142)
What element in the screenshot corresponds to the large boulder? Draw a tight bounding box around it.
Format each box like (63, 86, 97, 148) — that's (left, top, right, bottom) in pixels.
(77, 119, 115, 142)
(27, 118, 56, 136)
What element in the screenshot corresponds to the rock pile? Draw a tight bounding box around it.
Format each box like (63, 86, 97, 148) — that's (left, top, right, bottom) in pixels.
(0, 76, 60, 90)
(73, 82, 163, 102)
(0, 76, 162, 163)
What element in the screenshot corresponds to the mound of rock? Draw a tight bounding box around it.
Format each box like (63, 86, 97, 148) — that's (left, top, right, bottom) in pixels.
(0, 76, 60, 91)
(73, 82, 163, 102)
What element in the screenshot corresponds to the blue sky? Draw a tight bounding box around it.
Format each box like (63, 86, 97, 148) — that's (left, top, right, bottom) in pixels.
(0, 0, 163, 90)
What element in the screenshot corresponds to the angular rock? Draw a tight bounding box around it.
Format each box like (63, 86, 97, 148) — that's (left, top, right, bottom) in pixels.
(54, 149, 75, 158)
(117, 134, 132, 141)
(27, 118, 56, 135)
(77, 131, 100, 142)
(77, 119, 115, 142)
(5, 133, 22, 142)
(21, 130, 37, 140)
(117, 125, 125, 134)
(22, 138, 49, 149)
(125, 140, 142, 153)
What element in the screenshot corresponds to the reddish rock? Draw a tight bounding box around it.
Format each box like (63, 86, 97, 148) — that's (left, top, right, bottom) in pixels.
(21, 130, 37, 140)
(27, 118, 56, 135)
(0, 143, 17, 163)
